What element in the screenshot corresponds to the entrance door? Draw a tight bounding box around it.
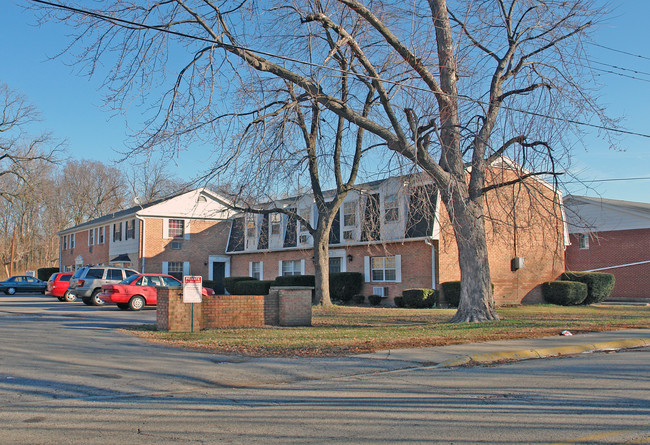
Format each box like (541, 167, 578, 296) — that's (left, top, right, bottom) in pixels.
(212, 262, 226, 294)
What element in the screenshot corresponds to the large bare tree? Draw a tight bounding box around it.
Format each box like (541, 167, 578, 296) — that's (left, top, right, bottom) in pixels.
(32, 0, 609, 321)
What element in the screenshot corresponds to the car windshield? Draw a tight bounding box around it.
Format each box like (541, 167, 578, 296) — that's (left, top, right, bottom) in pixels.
(119, 275, 141, 285)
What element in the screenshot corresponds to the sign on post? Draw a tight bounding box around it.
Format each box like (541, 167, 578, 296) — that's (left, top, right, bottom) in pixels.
(183, 276, 203, 303)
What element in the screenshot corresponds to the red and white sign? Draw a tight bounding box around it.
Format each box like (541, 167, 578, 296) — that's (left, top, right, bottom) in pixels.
(183, 276, 202, 303)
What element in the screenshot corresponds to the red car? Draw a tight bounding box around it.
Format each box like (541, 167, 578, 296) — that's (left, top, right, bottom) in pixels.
(99, 274, 215, 311)
(46, 272, 75, 302)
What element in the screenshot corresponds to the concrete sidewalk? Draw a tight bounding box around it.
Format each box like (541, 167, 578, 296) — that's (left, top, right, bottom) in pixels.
(356, 328, 650, 368)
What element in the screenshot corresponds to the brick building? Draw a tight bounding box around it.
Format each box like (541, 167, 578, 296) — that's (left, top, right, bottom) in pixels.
(564, 195, 650, 301)
(58, 188, 234, 292)
(225, 163, 567, 305)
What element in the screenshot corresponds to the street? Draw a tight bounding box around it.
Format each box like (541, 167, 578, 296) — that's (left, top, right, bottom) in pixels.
(1, 294, 648, 444)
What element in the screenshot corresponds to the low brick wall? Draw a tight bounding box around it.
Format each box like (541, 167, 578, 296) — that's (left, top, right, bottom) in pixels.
(157, 287, 312, 331)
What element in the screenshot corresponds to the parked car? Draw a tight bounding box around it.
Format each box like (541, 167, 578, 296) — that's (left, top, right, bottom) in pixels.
(68, 266, 139, 306)
(45, 272, 74, 301)
(0, 275, 47, 295)
(99, 274, 215, 311)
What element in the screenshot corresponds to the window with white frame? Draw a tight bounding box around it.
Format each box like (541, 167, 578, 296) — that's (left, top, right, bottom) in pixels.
(70, 233, 75, 249)
(371, 256, 397, 281)
(579, 233, 589, 249)
(246, 214, 256, 238)
(98, 226, 105, 244)
(250, 261, 263, 279)
(167, 261, 184, 280)
(384, 194, 400, 223)
(329, 257, 342, 274)
(113, 223, 122, 242)
(125, 219, 136, 240)
(281, 260, 302, 276)
(270, 213, 281, 235)
(62, 236, 68, 250)
(168, 219, 184, 238)
(88, 229, 94, 246)
(343, 201, 357, 227)
(299, 208, 310, 232)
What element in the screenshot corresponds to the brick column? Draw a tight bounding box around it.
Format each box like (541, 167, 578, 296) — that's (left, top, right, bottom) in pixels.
(157, 288, 202, 332)
(275, 287, 312, 327)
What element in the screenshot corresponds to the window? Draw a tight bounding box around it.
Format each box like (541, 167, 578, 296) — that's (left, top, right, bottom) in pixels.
(88, 229, 94, 246)
(579, 233, 589, 249)
(251, 261, 263, 280)
(271, 213, 281, 235)
(329, 257, 342, 274)
(108, 269, 123, 281)
(62, 236, 68, 250)
(371, 256, 397, 282)
(125, 219, 136, 240)
(113, 223, 122, 242)
(70, 234, 75, 249)
(343, 201, 357, 227)
(384, 194, 400, 223)
(299, 208, 310, 233)
(125, 270, 137, 278)
(86, 268, 104, 279)
(171, 241, 182, 250)
(162, 276, 181, 287)
(246, 214, 256, 238)
(59, 274, 71, 282)
(281, 260, 302, 276)
(98, 226, 105, 244)
(343, 230, 354, 241)
(168, 261, 184, 280)
(168, 219, 184, 238)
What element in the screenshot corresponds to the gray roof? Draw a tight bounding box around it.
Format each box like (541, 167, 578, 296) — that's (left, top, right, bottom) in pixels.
(565, 195, 650, 216)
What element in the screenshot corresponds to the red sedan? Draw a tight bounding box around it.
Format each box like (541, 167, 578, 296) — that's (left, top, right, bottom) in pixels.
(46, 272, 74, 301)
(99, 274, 214, 311)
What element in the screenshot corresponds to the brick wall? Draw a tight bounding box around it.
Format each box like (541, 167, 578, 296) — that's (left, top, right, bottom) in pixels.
(60, 225, 111, 270)
(157, 288, 311, 331)
(565, 228, 650, 299)
(143, 218, 230, 277)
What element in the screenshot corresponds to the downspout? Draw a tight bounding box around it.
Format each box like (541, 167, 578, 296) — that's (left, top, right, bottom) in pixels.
(136, 215, 146, 273)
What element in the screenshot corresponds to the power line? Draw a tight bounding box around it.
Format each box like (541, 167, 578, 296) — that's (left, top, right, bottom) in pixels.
(592, 67, 650, 83)
(589, 42, 650, 62)
(588, 59, 650, 78)
(564, 176, 650, 183)
(29, 0, 650, 140)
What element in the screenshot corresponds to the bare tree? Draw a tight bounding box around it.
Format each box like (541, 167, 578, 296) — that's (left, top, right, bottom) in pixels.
(32, 0, 609, 321)
(124, 157, 187, 204)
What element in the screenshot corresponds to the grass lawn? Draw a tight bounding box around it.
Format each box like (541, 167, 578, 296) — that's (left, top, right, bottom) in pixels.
(125, 304, 650, 357)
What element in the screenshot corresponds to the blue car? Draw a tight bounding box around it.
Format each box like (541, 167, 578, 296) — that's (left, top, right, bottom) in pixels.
(0, 276, 47, 295)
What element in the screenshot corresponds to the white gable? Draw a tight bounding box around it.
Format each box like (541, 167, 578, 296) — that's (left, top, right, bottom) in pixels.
(565, 196, 650, 233)
(136, 188, 233, 220)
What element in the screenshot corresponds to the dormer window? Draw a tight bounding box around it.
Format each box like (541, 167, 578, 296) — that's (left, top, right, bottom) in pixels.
(384, 194, 400, 223)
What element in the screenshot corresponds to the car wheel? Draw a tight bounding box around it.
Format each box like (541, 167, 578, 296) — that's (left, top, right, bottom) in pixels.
(7, 287, 16, 295)
(116, 303, 130, 310)
(57, 296, 66, 302)
(81, 297, 93, 306)
(63, 291, 77, 302)
(91, 289, 105, 306)
(129, 296, 146, 311)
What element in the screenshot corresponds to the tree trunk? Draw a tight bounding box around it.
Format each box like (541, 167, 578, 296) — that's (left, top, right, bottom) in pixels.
(313, 229, 332, 306)
(443, 191, 499, 322)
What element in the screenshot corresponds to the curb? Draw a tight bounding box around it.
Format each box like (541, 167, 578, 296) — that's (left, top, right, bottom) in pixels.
(433, 338, 650, 368)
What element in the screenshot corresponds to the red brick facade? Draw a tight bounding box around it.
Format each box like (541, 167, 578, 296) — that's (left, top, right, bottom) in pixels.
(565, 228, 650, 300)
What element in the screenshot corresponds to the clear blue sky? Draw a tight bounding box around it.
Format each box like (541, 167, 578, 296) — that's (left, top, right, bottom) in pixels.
(1, 1, 649, 203)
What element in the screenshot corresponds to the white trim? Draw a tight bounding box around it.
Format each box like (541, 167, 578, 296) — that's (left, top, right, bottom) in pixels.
(162, 261, 168, 274)
(585, 260, 650, 272)
(300, 259, 306, 275)
(184, 219, 191, 240)
(183, 261, 190, 277)
(329, 249, 347, 273)
(395, 254, 402, 283)
(431, 246, 437, 289)
(208, 255, 231, 280)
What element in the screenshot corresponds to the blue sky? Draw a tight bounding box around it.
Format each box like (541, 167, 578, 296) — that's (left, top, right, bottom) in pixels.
(1, 1, 649, 203)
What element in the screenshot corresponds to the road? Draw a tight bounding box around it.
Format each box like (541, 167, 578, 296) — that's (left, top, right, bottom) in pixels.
(0, 294, 648, 444)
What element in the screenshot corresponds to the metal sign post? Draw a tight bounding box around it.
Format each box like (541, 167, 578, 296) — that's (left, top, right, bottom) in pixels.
(182, 276, 203, 333)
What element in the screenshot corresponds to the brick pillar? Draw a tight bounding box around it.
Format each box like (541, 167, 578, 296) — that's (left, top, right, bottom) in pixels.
(275, 287, 312, 327)
(157, 288, 202, 332)
(264, 289, 280, 325)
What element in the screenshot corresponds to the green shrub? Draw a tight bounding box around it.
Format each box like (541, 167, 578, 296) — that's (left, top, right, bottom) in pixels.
(352, 294, 366, 305)
(394, 296, 405, 308)
(368, 294, 383, 306)
(440, 281, 461, 307)
(232, 280, 274, 295)
(224, 277, 257, 294)
(38, 267, 60, 281)
(273, 275, 315, 287)
(560, 272, 616, 305)
(402, 288, 438, 308)
(542, 280, 588, 306)
(329, 272, 364, 304)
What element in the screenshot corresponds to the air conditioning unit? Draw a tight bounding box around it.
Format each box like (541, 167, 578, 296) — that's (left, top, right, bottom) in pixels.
(372, 286, 389, 297)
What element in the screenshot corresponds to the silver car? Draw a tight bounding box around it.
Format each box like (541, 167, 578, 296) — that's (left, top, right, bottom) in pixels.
(68, 266, 138, 306)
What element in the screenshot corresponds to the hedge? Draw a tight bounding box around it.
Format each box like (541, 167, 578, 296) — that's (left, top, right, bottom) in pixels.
(37, 267, 60, 281)
(542, 280, 588, 306)
(273, 275, 315, 287)
(560, 272, 615, 305)
(440, 281, 461, 307)
(394, 296, 405, 308)
(402, 288, 438, 308)
(232, 280, 274, 295)
(329, 272, 364, 304)
(368, 294, 383, 306)
(353, 294, 366, 305)
(224, 276, 257, 294)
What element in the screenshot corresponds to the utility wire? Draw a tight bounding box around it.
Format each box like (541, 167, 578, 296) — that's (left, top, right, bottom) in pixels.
(564, 176, 650, 183)
(592, 67, 650, 83)
(29, 0, 650, 140)
(589, 42, 650, 62)
(588, 59, 650, 78)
